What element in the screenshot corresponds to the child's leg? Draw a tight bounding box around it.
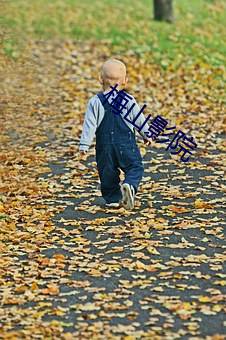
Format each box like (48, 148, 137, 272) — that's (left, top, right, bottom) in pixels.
(117, 143, 144, 193)
(96, 146, 122, 203)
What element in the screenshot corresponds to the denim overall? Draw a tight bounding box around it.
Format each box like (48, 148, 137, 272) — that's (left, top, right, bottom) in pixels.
(96, 92, 144, 204)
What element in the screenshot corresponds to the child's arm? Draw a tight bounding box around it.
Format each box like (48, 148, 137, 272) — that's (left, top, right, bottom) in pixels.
(79, 99, 98, 153)
(125, 96, 152, 145)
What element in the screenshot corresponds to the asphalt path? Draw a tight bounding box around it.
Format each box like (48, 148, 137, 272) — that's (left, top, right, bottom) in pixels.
(33, 130, 225, 339)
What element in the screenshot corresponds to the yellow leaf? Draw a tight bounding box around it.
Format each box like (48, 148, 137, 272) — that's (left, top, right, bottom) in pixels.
(62, 333, 74, 340)
(0, 203, 5, 212)
(155, 224, 166, 230)
(135, 260, 147, 269)
(33, 310, 51, 318)
(50, 320, 60, 326)
(92, 218, 108, 225)
(147, 246, 160, 255)
(153, 286, 164, 292)
(135, 260, 157, 272)
(198, 296, 211, 303)
(140, 147, 146, 156)
(48, 284, 59, 295)
(53, 253, 66, 262)
(187, 323, 199, 331)
(151, 158, 160, 164)
(37, 302, 52, 308)
(106, 247, 124, 254)
(70, 236, 84, 243)
(194, 199, 204, 208)
(14, 285, 27, 293)
(31, 282, 39, 292)
(212, 304, 223, 312)
(214, 280, 226, 286)
(182, 302, 193, 310)
(194, 199, 213, 209)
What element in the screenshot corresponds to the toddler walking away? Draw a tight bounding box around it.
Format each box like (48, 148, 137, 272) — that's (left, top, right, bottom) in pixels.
(79, 59, 152, 210)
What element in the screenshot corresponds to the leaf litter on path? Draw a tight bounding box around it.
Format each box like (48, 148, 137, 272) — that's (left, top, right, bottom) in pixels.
(0, 40, 225, 339)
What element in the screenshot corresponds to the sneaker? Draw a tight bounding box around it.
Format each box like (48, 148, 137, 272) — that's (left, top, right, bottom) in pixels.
(120, 183, 135, 210)
(105, 202, 121, 208)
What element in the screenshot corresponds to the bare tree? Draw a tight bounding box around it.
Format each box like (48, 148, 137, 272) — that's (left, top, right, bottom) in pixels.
(153, 0, 174, 23)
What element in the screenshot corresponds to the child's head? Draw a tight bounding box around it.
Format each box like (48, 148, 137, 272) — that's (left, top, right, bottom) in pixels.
(99, 59, 128, 91)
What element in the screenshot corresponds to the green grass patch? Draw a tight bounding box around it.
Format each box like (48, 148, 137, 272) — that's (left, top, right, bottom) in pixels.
(1, 0, 225, 66)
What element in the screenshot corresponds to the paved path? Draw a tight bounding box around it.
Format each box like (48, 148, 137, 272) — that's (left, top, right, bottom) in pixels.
(0, 41, 225, 339)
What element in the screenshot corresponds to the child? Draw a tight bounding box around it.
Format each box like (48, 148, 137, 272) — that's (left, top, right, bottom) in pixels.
(79, 59, 152, 210)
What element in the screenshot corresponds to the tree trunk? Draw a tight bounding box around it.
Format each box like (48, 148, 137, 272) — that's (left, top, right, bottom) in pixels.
(153, 0, 174, 23)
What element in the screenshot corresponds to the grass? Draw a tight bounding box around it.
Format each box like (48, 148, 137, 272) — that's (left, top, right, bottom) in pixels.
(0, 0, 225, 66)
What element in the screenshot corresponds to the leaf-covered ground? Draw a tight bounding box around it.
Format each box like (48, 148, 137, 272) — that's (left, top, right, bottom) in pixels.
(0, 38, 225, 339)
(2, 0, 226, 67)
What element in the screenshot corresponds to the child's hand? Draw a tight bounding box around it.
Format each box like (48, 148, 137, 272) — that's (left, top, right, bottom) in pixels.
(80, 150, 87, 155)
(145, 137, 152, 146)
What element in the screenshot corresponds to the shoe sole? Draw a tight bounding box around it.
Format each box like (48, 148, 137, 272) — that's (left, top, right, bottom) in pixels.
(120, 183, 134, 210)
(105, 203, 120, 208)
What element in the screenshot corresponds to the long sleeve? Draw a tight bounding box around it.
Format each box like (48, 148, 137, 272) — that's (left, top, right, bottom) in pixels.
(79, 92, 151, 151)
(122, 96, 150, 139)
(79, 100, 98, 151)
